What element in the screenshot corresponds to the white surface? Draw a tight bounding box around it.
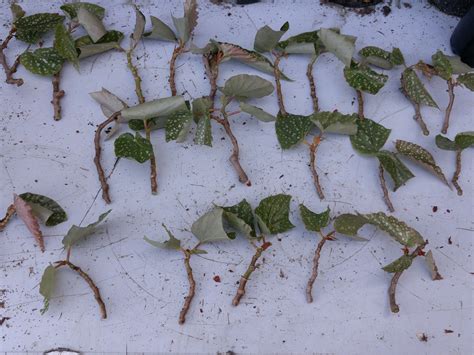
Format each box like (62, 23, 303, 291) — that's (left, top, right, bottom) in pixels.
(1, 1, 473, 354)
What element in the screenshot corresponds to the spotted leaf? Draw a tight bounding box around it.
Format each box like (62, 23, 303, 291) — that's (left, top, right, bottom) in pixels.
(350, 118, 390, 155)
(222, 199, 256, 239)
(299, 205, 330, 232)
(457, 73, 474, 91)
(255, 194, 295, 235)
(454, 131, 474, 150)
(432, 50, 453, 80)
(359, 46, 393, 69)
(19, 192, 67, 227)
(114, 132, 153, 163)
(13, 194, 45, 252)
(15, 13, 65, 43)
(311, 111, 358, 135)
(165, 110, 193, 142)
(276, 30, 320, 54)
(276, 112, 313, 149)
(54, 24, 79, 69)
(60, 2, 105, 20)
(377, 151, 414, 191)
(344, 63, 388, 94)
(401, 68, 438, 108)
(20, 47, 64, 76)
(382, 254, 413, 273)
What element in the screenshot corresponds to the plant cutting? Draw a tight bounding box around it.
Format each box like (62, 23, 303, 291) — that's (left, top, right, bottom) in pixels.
(39, 210, 111, 319)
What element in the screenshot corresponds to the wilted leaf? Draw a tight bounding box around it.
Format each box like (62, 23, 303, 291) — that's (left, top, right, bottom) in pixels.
(254, 22, 289, 53)
(60, 2, 105, 20)
(454, 131, 474, 150)
(432, 50, 453, 80)
(54, 24, 79, 69)
(445, 55, 472, 74)
(390, 47, 405, 66)
(90, 87, 128, 118)
(425, 250, 443, 280)
(131, 6, 146, 49)
(120, 96, 187, 121)
(382, 254, 413, 273)
(276, 30, 320, 54)
(435, 134, 458, 151)
(350, 118, 391, 155)
(13, 194, 44, 252)
(114, 132, 153, 163)
(144, 224, 181, 250)
(344, 63, 388, 94)
(299, 204, 330, 232)
(255, 194, 294, 235)
(172, 0, 198, 43)
(39, 265, 56, 314)
(457, 73, 474, 91)
(359, 46, 394, 69)
(11, 4, 25, 21)
(191, 208, 233, 244)
(165, 110, 193, 142)
(76, 30, 124, 59)
(276, 112, 313, 149)
(220, 74, 274, 99)
(19, 192, 67, 227)
(401, 68, 438, 108)
(311, 111, 358, 135)
(189, 248, 208, 255)
(62, 210, 111, 249)
(15, 13, 65, 44)
(144, 16, 177, 42)
(377, 150, 415, 191)
(77, 7, 106, 43)
(222, 199, 256, 238)
(239, 102, 276, 122)
(20, 47, 64, 76)
(395, 140, 449, 186)
(318, 28, 355, 67)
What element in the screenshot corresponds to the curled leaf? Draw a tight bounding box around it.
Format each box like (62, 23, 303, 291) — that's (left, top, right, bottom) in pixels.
(90, 87, 128, 118)
(76, 30, 124, 59)
(311, 111, 358, 135)
(222, 199, 256, 239)
(77, 7, 106, 43)
(144, 224, 181, 250)
(276, 112, 313, 149)
(299, 205, 330, 232)
(39, 265, 56, 314)
(401, 68, 438, 108)
(172, 0, 198, 43)
(255, 194, 294, 235)
(13, 194, 45, 252)
(350, 118, 391, 155)
(435, 134, 458, 151)
(318, 28, 355, 67)
(62, 210, 111, 249)
(276, 30, 320, 54)
(382, 254, 413, 273)
(445, 55, 472, 74)
(18, 192, 67, 226)
(425, 250, 443, 280)
(131, 6, 146, 49)
(359, 46, 394, 69)
(144, 16, 177, 42)
(191, 208, 233, 244)
(254, 22, 289, 53)
(376, 150, 414, 191)
(60, 3, 105, 20)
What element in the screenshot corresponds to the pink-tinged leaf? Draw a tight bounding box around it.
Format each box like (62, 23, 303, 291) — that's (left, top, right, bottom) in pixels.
(13, 194, 45, 252)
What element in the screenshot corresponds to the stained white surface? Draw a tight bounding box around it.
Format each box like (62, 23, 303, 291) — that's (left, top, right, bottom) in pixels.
(0, 1, 473, 354)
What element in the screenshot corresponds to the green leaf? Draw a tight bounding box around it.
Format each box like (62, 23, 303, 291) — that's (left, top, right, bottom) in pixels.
(128, 117, 167, 132)
(144, 16, 177, 42)
(114, 132, 153, 163)
(432, 50, 453, 80)
(76, 30, 124, 59)
(390, 47, 405, 66)
(377, 150, 415, 191)
(77, 7, 106, 43)
(191, 208, 233, 244)
(382, 255, 413, 273)
(15, 13, 65, 44)
(60, 3, 105, 20)
(454, 131, 474, 150)
(299, 205, 330, 232)
(275, 112, 313, 149)
(194, 113, 212, 146)
(222, 199, 256, 239)
(435, 134, 458, 151)
(131, 6, 146, 49)
(333, 214, 368, 239)
(18, 193, 67, 227)
(350, 118, 391, 155)
(311, 111, 358, 135)
(318, 28, 355, 67)
(165, 110, 193, 143)
(90, 87, 128, 118)
(39, 265, 56, 314)
(20, 48, 64, 76)
(255, 194, 295, 235)
(359, 46, 394, 69)
(344, 63, 388, 95)
(239, 102, 276, 122)
(120, 96, 187, 121)
(254, 22, 289, 53)
(11, 4, 25, 21)
(144, 224, 181, 250)
(276, 30, 320, 54)
(445, 55, 472, 74)
(220, 74, 274, 99)
(192, 97, 211, 123)
(62, 210, 111, 249)
(54, 24, 79, 69)
(395, 140, 449, 186)
(189, 248, 208, 255)
(457, 73, 474, 91)
(401, 68, 438, 108)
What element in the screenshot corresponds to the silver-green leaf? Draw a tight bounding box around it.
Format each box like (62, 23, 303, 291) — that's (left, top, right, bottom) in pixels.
(62, 210, 111, 249)
(255, 194, 295, 235)
(144, 224, 181, 250)
(144, 16, 177, 42)
(131, 6, 146, 49)
(60, 3, 105, 20)
(220, 74, 274, 99)
(318, 28, 355, 67)
(239, 102, 276, 122)
(39, 265, 56, 314)
(222, 199, 256, 239)
(254, 22, 289, 53)
(90, 87, 128, 118)
(77, 7, 106, 43)
(191, 208, 233, 244)
(76, 30, 124, 59)
(120, 96, 187, 122)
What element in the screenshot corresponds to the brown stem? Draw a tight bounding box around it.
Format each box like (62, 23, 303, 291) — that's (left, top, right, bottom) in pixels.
(203, 51, 222, 111)
(94, 112, 120, 204)
(356, 90, 364, 119)
(51, 70, 65, 121)
(144, 119, 158, 195)
(273, 53, 286, 115)
(413, 102, 429, 136)
(389, 242, 427, 313)
(126, 50, 145, 104)
(306, 58, 319, 112)
(308, 134, 324, 199)
(379, 164, 395, 212)
(169, 41, 185, 96)
(0, 27, 23, 86)
(306, 232, 333, 303)
(55, 260, 107, 319)
(442, 79, 455, 134)
(452, 149, 463, 196)
(0, 204, 15, 231)
(232, 241, 270, 306)
(178, 250, 196, 324)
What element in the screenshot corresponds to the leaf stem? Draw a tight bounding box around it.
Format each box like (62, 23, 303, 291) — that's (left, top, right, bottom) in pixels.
(179, 249, 196, 325)
(203, 51, 222, 111)
(0, 27, 23, 86)
(356, 90, 364, 119)
(51, 70, 65, 121)
(442, 78, 455, 134)
(306, 231, 333, 303)
(273, 52, 286, 116)
(169, 40, 185, 96)
(306, 57, 319, 113)
(452, 149, 463, 196)
(0, 204, 15, 231)
(379, 163, 395, 212)
(308, 133, 325, 200)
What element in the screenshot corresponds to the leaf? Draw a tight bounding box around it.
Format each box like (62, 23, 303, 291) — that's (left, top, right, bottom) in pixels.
(445, 55, 473, 74)
(191, 208, 233, 244)
(454, 131, 474, 150)
(275, 112, 313, 149)
(114, 132, 153, 163)
(401, 68, 439, 108)
(13, 194, 44, 252)
(299, 205, 330, 232)
(120, 96, 187, 121)
(76, 30, 124, 59)
(77, 7, 106, 43)
(425, 250, 443, 280)
(344, 63, 388, 95)
(390, 47, 405, 66)
(333, 214, 368, 239)
(359, 46, 394, 69)
(60, 3, 105, 20)
(276, 30, 320, 54)
(318, 28, 355, 67)
(192, 97, 211, 122)
(20, 48, 64, 76)
(183, 0, 198, 39)
(254, 194, 295, 235)
(15, 13, 65, 44)
(435, 134, 458, 151)
(54, 24, 79, 69)
(39, 265, 56, 314)
(189, 248, 208, 255)
(18, 192, 67, 227)
(144, 16, 177, 42)
(220, 74, 274, 99)
(128, 117, 167, 132)
(131, 6, 146, 49)
(239, 102, 276, 122)
(90, 87, 128, 117)
(311, 111, 358, 135)
(11, 4, 25, 21)
(432, 50, 453, 80)
(194, 113, 212, 146)
(350, 118, 391, 155)
(254, 22, 289, 53)
(457, 73, 474, 91)
(222, 199, 256, 238)
(165, 110, 193, 142)
(62, 210, 111, 249)
(382, 255, 413, 273)
(144, 224, 181, 250)
(395, 140, 449, 186)
(377, 151, 415, 191)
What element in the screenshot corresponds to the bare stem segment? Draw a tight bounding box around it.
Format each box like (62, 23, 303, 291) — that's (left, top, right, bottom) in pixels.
(51, 70, 65, 120)
(0, 204, 15, 231)
(0, 27, 23, 86)
(442, 78, 455, 134)
(55, 260, 107, 319)
(94, 112, 120, 204)
(452, 149, 463, 196)
(413, 102, 429, 136)
(306, 231, 333, 303)
(169, 40, 185, 96)
(232, 241, 271, 306)
(379, 164, 395, 212)
(309, 134, 324, 200)
(273, 53, 286, 115)
(306, 58, 319, 112)
(179, 250, 196, 325)
(356, 90, 364, 119)
(203, 51, 221, 111)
